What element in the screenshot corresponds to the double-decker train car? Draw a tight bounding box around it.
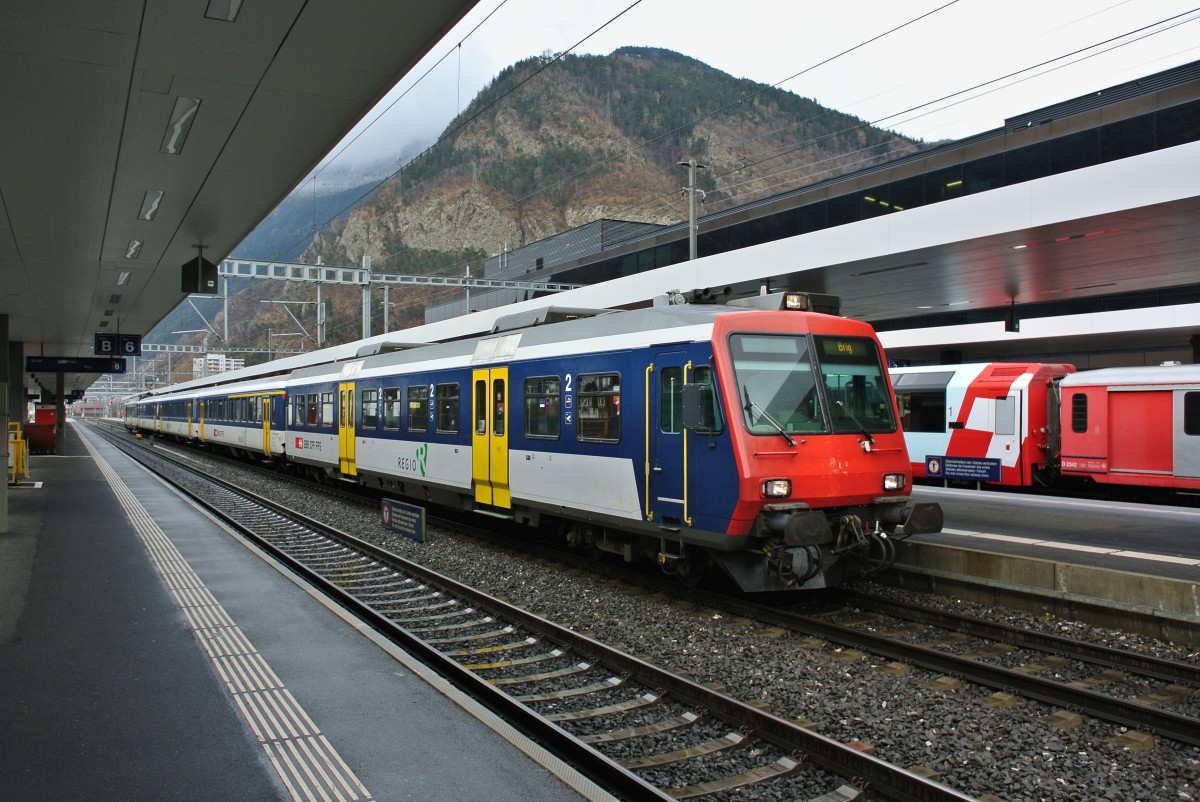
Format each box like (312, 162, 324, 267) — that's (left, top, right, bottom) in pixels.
(1059, 364, 1200, 492)
(129, 293, 942, 591)
(890, 361, 1200, 494)
(889, 362, 1076, 487)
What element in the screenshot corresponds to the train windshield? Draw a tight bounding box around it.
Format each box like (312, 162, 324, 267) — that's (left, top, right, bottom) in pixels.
(730, 333, 896, 436)
(812, 335, 897, 434)
(730, 334, 825, 435)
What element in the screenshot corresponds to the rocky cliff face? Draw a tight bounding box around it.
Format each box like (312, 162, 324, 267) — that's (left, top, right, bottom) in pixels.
(301, 47, 921, 283)
(160, 48, 924, 360)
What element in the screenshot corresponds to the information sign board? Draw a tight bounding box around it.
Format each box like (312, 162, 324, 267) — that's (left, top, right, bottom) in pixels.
(94, 333, 142, 356)
(380, 498, 426, 543)
(26, 356, 126, 374)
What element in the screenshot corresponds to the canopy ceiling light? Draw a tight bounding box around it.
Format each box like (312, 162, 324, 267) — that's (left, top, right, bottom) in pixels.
(160, 97, 201, 155)
(139, 189, 163, 220)
(205, 0, 244, 21)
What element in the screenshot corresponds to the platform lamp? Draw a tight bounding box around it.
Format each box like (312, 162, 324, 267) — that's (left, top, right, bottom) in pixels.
(1005, 298, 1020, 333)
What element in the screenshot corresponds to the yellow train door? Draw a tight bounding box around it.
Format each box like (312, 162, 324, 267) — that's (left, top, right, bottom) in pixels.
(471, 367, 510, 508)
(262, 396, 272, 458)
(338, 382, 357, 476)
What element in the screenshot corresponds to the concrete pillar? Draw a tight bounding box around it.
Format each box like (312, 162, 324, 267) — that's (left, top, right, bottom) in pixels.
(1, 314, 8, 533)
(7, 341, 22, 424)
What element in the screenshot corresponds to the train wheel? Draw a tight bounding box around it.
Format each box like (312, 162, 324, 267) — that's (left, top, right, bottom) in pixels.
(675, 546, 711, 587)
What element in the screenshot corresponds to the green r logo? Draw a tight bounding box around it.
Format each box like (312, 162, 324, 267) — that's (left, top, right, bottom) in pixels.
(416, 443, 428, 477)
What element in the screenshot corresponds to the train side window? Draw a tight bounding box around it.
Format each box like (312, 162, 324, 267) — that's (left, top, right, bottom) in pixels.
(692, 365, 723, 433)
(1071, 393, 1088, 433)
(408, 386, 429, 433)
(995, 396, 1015, 436)
(493, 379, 505, 437)
(661, 367, 683, 433)
(474, 379, 487, 435)
(321, 392, 334, 427)
(578, 372, 620, 442)
(525, 376, 561, 439)
(294, 395, 306, 426)
(361, 389, 379, 429)
(890, 371, 953, 433)
(383, 388, 402, 430)
(1185, 392, 1200, 436)
(436, 383, 460, 434)
(899, 391, 947, 432)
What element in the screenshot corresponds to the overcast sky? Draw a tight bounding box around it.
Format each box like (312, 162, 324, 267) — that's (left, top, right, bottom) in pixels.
(315, 0, 1200, 175)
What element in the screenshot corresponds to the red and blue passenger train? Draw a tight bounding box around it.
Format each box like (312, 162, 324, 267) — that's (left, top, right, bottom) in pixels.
(127, 293, 941, 592)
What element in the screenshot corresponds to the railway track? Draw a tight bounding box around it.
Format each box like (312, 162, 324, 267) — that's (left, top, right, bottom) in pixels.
(766, 594, 1200, 748)
(95, 424, 977, 802)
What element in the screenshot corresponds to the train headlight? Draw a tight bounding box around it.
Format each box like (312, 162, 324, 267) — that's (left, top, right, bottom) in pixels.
(883, 473, 906, 491)
(761, 479, 791, 498)
(784, 293, 810, 311)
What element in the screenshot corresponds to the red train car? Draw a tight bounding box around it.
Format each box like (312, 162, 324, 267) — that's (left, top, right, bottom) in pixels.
(1059, 364, 1200, 491)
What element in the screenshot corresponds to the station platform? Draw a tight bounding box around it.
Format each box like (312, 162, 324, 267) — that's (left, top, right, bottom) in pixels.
(0, 422, 595, 801)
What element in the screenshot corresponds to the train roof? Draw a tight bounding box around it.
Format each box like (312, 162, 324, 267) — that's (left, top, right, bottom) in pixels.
(889, 362, 1075, 390)
(1060, 363, 1200, 387)
(287, 304, 724, 382)
(287, 302, 864, 383)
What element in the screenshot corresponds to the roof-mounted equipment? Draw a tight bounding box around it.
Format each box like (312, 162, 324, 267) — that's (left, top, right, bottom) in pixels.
(726, 292, 841, 315)
(491, 306, 618, 334)
(354, 342, 429, 358)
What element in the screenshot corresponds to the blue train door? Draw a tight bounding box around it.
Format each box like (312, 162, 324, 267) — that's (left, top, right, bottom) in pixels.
(472, 367, 510, 508)
(648, 352, 690, 527)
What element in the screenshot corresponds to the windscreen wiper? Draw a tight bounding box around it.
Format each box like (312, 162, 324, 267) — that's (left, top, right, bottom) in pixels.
(742, 385, 795, 447)
(835, 400, 875, 447)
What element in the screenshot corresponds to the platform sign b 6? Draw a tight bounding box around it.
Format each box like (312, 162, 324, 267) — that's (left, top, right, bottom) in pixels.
(95, 333, 142, 356)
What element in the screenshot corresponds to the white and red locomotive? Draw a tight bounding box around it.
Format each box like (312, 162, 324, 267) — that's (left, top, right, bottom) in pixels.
(890, 361, 1200, 493)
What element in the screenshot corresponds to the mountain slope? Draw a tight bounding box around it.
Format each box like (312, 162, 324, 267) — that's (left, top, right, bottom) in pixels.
(305, 46, 921, 275)
(154, 47, 924, 364)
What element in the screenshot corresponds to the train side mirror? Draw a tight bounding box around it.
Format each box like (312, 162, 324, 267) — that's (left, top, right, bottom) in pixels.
(681, 383, 718, 434)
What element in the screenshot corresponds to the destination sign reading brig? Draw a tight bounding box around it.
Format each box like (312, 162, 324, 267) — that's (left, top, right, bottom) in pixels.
(381, 497, 426, 543)
(821, 339, 868, 358)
